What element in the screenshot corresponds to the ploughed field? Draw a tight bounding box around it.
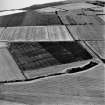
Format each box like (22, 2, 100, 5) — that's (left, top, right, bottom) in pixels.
(0, 41, 94, 82)
(8, 42, 92, 72)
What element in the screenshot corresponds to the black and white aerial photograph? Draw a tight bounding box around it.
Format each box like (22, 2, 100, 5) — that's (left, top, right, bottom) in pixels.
(0, 0, 105, 105)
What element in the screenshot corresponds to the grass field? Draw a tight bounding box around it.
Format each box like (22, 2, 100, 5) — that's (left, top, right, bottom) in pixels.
(0, 64, 104, 105)
(0, 48, 25, 81)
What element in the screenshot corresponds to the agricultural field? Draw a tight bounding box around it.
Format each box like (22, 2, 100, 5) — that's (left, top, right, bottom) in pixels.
(86, 41, 105, 59)
(0, 25, 73, 41)
(53, 2, 98, 11)
(58, 9, 105, 25)
(21, 0, 93, 11)
(68, 25, 105, 41)
(0, 64, 104, 105)
(0, 12, 26, 27)
(0, 27, 5, 35)
(24, 60, 92, 79)
(0, 100, 26, 105)
(36, 2, 98, 13)
(99, 15, 105, 22)
(0, 46, 25, 81)
(86, 0, 105, 7)
(8, 42, 93, 72)
(0, 10, 26, 16)
(0, 11, 61, 27)
(0, 1, 105, 105)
